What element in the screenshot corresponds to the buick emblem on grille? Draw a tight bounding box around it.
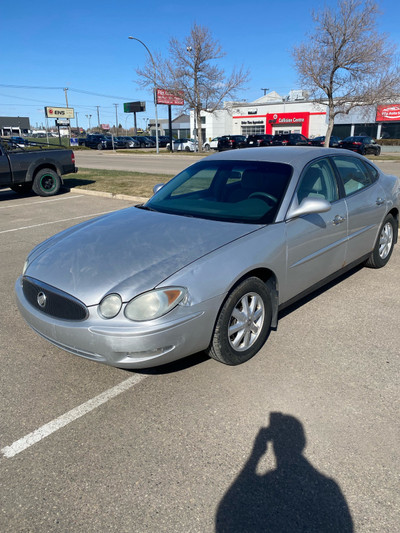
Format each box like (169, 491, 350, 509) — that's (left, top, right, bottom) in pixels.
(37, 291, 47, 308)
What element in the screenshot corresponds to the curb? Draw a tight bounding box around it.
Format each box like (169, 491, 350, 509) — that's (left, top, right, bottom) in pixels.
(65, 187, 148, 203)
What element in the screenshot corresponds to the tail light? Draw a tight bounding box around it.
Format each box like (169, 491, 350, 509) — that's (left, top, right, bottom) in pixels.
(71, 152, 75, 164)
(352, 142, 362, 146)
(282, 140, 289, 145)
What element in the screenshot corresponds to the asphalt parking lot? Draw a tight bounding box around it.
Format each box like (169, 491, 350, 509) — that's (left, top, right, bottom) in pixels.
(0, 186, 399, 532)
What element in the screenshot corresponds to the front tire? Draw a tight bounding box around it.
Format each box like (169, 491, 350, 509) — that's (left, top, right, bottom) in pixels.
(207, 277, 272, 365)
(32, 169, 61, 197)
(366, 214, 396, 268)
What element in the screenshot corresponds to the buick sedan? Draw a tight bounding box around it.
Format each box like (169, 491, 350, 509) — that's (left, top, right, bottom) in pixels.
(16, 147, 399, 368)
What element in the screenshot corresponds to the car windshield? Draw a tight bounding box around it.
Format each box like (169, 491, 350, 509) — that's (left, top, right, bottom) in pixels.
(144, 160, 292, 224)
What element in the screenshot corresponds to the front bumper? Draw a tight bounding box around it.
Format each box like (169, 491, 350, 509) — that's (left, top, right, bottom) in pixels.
(15, 277, 219, 369)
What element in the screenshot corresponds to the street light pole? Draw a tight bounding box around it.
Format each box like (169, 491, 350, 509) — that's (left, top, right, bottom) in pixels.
(128, 36, 159, 154)
(85, 114, 92, 132)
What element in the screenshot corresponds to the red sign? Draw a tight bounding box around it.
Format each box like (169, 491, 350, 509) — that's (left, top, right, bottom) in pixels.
(156, 89, 184, 106)
(376, 104, 400, 121)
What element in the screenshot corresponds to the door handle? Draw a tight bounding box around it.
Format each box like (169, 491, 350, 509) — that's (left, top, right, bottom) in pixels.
(333, 215, 346, 225)
(376, 197, 385, 206)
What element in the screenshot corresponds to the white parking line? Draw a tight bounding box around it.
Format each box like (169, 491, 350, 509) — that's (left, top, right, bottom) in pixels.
(1, 374, 148, 459)
(0, 211, 114, 234)
(0, 195, 83, 209)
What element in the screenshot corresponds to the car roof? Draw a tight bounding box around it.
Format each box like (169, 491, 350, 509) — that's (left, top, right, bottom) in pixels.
(206, 145, 372, 166)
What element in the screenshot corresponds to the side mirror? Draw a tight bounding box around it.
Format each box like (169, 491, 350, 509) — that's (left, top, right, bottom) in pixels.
(153, 183, 165, 195)
(286, 197, 331, 220)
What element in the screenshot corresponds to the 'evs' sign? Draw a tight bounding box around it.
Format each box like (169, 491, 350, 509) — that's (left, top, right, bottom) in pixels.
(45, 106, 75, 119)
(376, 104, 400, 121)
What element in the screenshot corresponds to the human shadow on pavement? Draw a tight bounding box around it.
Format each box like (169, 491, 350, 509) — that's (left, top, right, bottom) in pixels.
(216, 412, 353, 533)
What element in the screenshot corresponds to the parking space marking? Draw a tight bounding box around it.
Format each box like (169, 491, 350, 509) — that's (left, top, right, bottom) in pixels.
(0, 195, 83, 209)
(0, 211, 115, 234)
(1, 374, 148, 459)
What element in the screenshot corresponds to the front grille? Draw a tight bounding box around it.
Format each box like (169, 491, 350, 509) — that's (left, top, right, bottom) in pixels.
(23, 277, 88, 321)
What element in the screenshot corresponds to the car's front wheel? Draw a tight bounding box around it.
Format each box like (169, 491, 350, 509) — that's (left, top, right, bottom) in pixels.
(207, 277, 272, 365)
(204, 144, 210, 151)
(366, 214, 397, 268)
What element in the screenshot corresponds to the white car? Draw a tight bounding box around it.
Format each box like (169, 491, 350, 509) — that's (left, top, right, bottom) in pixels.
(203, 137, 220, 151)
(167, 138, 198, 152)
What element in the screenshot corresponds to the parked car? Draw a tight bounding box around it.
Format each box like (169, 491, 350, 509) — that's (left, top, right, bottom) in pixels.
(339, 136, 381, 155)
(16, 147, 399, 369)
(246, 134, 274, 147)
(272, 133, 310, 146)
(9, 136, 29, 147)
(0, 137, 77, 197)
(116, 136, 140, 148)
(310, 136, 341, 148)
(217, 135, 247, 151)
(203, 137, 220, 151)
(167, 138, 198, 152)
(84, 134, 115, 150)
(147, 135, 168, 148)
(131, 136, 154, 148)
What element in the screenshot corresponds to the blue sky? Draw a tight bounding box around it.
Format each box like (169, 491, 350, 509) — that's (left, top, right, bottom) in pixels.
(1, 0, 400, 131)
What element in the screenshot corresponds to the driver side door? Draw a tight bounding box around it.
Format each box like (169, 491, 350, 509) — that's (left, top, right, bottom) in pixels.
(282, 157, 348, 303)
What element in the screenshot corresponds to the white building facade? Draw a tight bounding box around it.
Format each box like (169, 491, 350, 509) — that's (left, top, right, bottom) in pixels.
(191, 91, 400, 143)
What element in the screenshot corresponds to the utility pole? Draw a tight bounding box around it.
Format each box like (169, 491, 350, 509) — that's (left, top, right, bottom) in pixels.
(96, 106, 101, 130)
(261, 88, 270, 96)
(114, 104, 119, 135)
(64, 87, 69, 107)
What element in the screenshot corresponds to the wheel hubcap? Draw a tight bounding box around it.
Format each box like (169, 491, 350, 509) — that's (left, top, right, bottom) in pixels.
(379, 222, 393, 259)
(228, 292, 265, 352)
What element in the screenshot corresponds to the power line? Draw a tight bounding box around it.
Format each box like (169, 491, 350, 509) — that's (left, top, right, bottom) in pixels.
(0, 84, 134, 101)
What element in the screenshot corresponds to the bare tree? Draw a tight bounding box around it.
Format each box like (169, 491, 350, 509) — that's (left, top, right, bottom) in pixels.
(136, 24, 249, 151)
(293, 0, 400, 145)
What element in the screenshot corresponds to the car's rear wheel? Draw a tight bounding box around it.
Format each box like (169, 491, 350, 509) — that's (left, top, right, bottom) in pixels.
(185, 146, 191, 152)
(97, 143, 103, 150)
(32, 169, 61, 197)
(366, 214, 396, 268)
(204, 144, 210, 151)
(207, 277, 272, 365)
(10, 183, 33, 195)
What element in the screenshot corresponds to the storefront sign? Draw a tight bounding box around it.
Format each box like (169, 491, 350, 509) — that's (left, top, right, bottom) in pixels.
(45, 106, 74, 119)
(156, 89, 184, 106)
(376, 104, 400, 121)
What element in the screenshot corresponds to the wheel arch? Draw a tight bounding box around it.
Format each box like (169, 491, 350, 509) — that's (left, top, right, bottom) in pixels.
(220, 267, 279, 329)
(32, 163, 63, 184)
(388, 207, 399, 244)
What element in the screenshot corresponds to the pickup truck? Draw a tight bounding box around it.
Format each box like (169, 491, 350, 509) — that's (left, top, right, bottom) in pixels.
(0, 138, 78, 197)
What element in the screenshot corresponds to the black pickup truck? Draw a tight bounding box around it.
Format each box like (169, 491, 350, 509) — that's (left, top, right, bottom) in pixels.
(0, 138, 78, 197)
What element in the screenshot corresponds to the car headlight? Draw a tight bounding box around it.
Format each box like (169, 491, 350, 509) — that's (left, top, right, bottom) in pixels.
(22, 258, 30, 276)
(99, 293, 122, 319)
(125, 287, 187, 321)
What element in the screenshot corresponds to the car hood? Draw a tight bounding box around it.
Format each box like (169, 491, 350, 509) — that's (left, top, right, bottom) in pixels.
(25, 207, 262, 305)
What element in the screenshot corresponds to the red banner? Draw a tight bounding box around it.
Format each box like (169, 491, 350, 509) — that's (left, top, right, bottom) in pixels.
(156, 89, 184, 106)
(376, 104, 400, 121)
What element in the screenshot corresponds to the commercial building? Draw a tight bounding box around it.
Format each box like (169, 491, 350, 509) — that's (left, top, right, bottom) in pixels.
(191, 91, 400, 143)
(0, 116, 30, 136)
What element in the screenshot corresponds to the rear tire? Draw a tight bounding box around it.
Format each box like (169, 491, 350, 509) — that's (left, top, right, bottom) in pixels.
(366, 214, 396, 268)
(207, 277, 272, 365)
(32, 169, 61, 197)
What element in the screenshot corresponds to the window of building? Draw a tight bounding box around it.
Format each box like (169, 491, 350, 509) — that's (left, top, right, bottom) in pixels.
(353, 124, 377, 137)
(241, 125, 265, 135)
(380, 122, 400, 139)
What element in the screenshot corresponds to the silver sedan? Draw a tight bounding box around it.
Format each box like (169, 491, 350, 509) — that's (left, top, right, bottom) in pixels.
(16, 147, 400, 368)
